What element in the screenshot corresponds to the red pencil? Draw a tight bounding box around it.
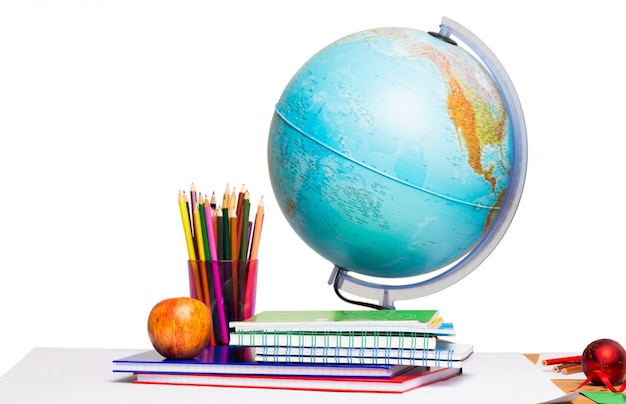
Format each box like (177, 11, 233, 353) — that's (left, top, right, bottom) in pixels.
(541, 355, 582, 366)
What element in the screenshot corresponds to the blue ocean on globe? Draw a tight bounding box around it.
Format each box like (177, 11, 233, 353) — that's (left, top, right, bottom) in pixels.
(268, 27, 512, 279)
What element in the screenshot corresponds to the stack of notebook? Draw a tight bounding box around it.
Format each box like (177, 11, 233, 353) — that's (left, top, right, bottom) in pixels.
(229, 309, 473, 368)
(112, 309, 472, 393)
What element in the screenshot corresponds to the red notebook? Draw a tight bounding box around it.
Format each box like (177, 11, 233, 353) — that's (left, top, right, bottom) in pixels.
(133, 365, 461, 393)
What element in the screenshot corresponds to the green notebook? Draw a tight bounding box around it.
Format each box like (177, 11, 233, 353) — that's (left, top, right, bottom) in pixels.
(229, 309, 442, 333)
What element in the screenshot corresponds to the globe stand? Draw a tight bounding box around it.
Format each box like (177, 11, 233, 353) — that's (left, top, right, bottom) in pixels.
(328, 16, 528, 309)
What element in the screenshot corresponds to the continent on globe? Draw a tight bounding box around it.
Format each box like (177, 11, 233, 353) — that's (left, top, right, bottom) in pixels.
(268, 26, 513, 280)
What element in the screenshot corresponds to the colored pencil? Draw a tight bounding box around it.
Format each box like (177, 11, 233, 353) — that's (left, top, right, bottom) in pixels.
(230, 207, 239, 311)
(198, 195, 211, 261)
(561, 364, 583, 375)
(192, 201, 209, 305)
(209, 192, 217, 211)
(193, 202, 206, 261)
(244, 195, 264, 319)
(553, 362, 581, 373)
(230, 208, 238, 261)
(230, 186, 237, 212)
(189, 183, 198, 258)
(216, 207, 224, 260)
(203, 202, 229, 344)
(222, 184, 230, 209)
(541, 355, 582, 366)
(178, 190, 196, 261)
(178, 190, 203, 301)
(238, 191, 250, 260)
(197, 195, 216, 345)
(248, 195, 264, 260)
(221, 207, 231, 261)
(235, 184, 245, 256)
(178, 184, 264, 337)
(221, 184, 232, 260)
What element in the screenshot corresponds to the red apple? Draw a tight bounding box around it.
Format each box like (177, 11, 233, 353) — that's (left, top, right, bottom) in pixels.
(147, 297, 212, 359)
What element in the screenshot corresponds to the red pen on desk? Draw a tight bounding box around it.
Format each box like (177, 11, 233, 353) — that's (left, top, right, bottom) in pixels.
(541, 355, 582, 366)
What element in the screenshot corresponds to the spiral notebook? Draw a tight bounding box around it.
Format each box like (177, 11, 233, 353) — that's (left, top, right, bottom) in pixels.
(229, 330, 438, 350)
(228, 309, 449, 351)
(229, 309, 446, 333)
(254, 341, 474, 368)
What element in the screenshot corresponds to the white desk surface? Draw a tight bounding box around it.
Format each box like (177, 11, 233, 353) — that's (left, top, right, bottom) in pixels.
(0, 347, 577, 404)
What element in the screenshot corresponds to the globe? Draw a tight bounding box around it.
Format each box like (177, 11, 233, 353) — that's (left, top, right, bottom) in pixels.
(267, 19, 527, 305)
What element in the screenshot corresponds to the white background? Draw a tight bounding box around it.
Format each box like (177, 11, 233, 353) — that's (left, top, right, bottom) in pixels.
(1, 0, 624, 377)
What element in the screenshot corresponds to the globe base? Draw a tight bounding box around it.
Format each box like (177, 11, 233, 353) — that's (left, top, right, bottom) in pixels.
(329, 266, 451, 309)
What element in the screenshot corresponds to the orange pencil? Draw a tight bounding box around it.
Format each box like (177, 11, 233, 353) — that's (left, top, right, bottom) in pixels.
(244, 195, 264, 318)
(230, 186, 237, 211)
(553, 362, 580, 373)
(561, 364, 583, 375)
(248, 195, 265, 260)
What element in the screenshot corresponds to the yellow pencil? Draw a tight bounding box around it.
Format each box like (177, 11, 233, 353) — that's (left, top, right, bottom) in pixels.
(178, 190, 196, 261)
(179, 190, 202, 301)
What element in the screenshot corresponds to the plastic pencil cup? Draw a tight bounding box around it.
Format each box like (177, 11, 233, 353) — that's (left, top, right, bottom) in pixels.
(187, 260, 219, 345)
(187, 259, 258, 345)
(217, 260, 259, 324)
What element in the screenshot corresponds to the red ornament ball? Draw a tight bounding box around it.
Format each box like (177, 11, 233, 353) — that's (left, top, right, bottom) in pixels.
(581, 338, 626, 385)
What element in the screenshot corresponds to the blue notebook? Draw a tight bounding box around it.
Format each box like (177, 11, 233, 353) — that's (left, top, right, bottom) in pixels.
(112, 345, 413, 378)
